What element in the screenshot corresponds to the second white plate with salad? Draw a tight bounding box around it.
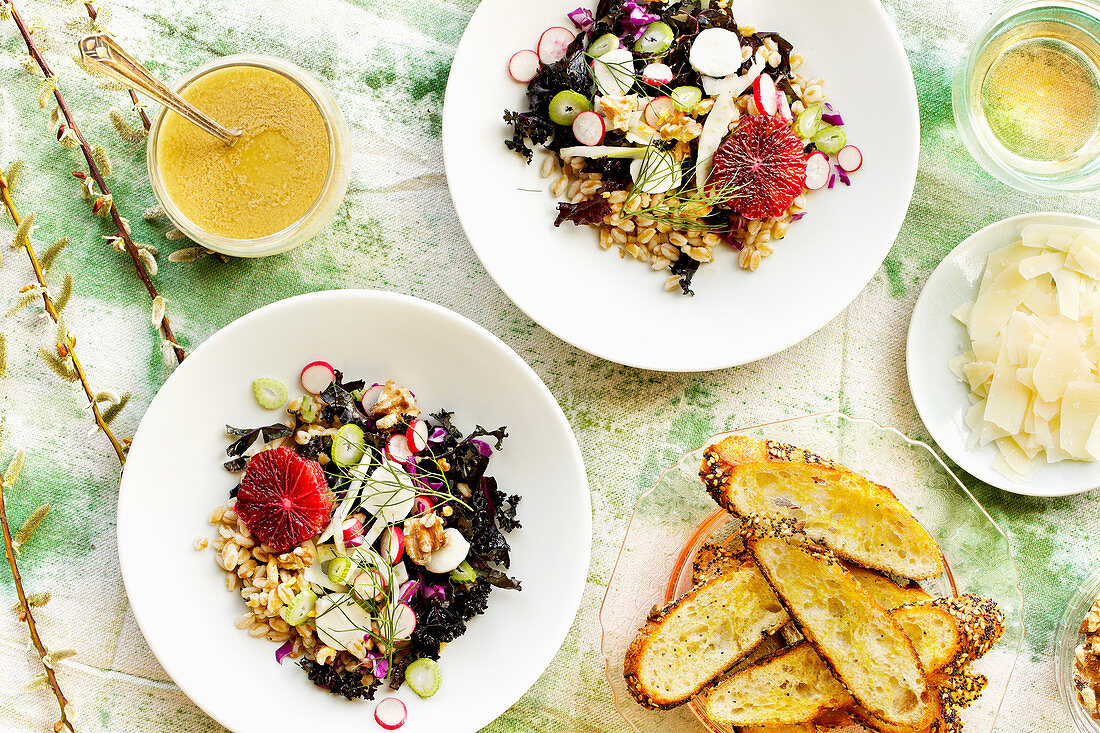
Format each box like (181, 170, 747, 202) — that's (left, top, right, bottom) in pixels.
(443, 0, 919, 371)
(117, 290, 591, 733)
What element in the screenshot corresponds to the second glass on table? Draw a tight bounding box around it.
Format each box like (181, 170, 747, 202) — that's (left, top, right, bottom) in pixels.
(954, 0, 1100, 193)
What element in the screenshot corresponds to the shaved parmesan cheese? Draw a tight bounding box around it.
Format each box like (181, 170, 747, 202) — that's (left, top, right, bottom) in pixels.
(1019, 252, 1065, 279)
(1059, 381, 1100, 459)
(953, 224, 1100, 478)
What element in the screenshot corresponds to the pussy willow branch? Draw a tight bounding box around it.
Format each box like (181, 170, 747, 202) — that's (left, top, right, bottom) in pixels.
(80, 0, 150, 131)
(0, 461, 76, 732)
(0, 172, 127, 466)
(6, 0, 185, 364)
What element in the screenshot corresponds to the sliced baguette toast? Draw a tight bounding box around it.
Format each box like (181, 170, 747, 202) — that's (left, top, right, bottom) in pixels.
(700, 437, 943, 580)
(844, 563, 932, 609)
(623, 560, 789, 709)
(693, 543, 746, 586)
(702, 600, 962, 727)
(746, 536, 934, 729)
(738, 725, 815, 733)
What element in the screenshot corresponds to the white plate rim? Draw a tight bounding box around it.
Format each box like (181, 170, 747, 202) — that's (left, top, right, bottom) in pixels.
(117, 289, 592, 732)
(907, 211, 1100, 497)
(442, 0, 921, 372)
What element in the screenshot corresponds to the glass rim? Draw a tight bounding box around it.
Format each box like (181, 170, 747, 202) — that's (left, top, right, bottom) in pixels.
(145, 54, 350, 258)
(953, 0, 1100, 194)
(1056, 564, 1100, 732)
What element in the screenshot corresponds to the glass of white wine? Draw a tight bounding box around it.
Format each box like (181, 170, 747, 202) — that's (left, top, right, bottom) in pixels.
(954, 0, 1100, 193)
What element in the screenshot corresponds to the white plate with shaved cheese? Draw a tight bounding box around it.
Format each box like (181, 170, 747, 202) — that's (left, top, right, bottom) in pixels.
(908, 212, 1100, 496)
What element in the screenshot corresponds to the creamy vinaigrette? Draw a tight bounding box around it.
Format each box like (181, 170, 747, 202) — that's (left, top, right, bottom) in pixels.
(155, 65, 330, 239)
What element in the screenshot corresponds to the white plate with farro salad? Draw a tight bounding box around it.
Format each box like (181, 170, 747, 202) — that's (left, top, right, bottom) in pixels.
(443, 0, 918, 371)
(117, 291, 590, 733)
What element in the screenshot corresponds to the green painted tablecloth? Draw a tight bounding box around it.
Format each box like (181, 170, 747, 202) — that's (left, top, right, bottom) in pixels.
(0, 0, 1096, 730)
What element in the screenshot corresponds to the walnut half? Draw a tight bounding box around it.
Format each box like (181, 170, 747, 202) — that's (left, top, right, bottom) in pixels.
(403, 513, 448, 566)
(368, 380, 419, 431)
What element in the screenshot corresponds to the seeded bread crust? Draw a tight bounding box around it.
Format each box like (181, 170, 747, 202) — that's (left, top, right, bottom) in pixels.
(746, 536, 935, 730)
(623, 560, 789, 709)
(700, 436, 943, 581)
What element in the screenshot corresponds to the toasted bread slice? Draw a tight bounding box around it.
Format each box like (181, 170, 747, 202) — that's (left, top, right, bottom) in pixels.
(623, 560, 789, 709)
(702, 600, 961, 727)
(746, 536, 934, 729)
(739, 725, 815, 733)
(856, 666, 989, 733)
(693, 543, 746, 586)
(700, 437, 943, 580)
(844, 563, 932, 609)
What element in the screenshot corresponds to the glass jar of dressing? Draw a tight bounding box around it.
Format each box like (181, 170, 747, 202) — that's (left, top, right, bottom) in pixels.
(147, 55, 350, 257)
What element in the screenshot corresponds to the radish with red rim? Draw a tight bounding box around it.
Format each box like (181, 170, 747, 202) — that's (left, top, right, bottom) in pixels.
(753, 73, 778, 116)
(380, 525, 405, 564)
(507, 49, 539, 83)
(804, 151, 830, 190)
(299, 361, 335, 395)
(374, 698, 407, 730)
(643, 96, 675, 128)
(385, 433, 413, 462)
(360, 383, 383, 412)
(776, 90, 793, 123)
(571, 111, 606, 146)
(837, 144, 863, 172)
(641, 62, 673, 86)
(352, 569, 386, 602)
(341, 516, 365, 547)
(537, 26, 575, 65)
(389, 602, 417, 640)
(405, 419, 429, 453)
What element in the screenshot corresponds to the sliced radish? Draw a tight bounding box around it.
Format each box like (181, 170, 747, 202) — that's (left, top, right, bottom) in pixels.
(360, 383, 384, 413)
(571, 111, 606, 146)
(352, 569, 386, 602)
(406, 419, 429, 454)
(641, 62, 673, 86)
(386, 433, 413, 462)
(776, 90, 793, 123)
(380, 525, 405, 564)
(300, 361, 335, 395)
(804, 152, 831, 190)
(837, 144, 863, 172)
(508, 49, 540, 83)
(389, 602, 417, 640)
(753, 73, 777, 116)
(341, 516, 365, 547)
(374, 698, 407, 730)
(643, 96, 675, 128)
(537, 26, 575, 65)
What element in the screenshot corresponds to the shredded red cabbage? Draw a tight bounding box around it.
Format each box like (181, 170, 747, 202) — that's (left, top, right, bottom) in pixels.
(421, 584, 447, 600)
(827, 172, 836, 189)
(835, 165, 850, 186)
(275, 640, 294, 665)
(399, 580, 420, 604)
(621, 0, 660, 39)
(791, 212, 807, 221)
(428, 427, 449, 443)
(469, 439, 494, 457)
(568, 7, 595, 30)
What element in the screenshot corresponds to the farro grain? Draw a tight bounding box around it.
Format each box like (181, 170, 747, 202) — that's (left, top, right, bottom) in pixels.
(608, 190, 627, 204)
(651, 257, 671, 270)
(223, 509, 237, 523)
(619, 220, 635, 233)
(768, 52, 781, 67)
(638, 228, 656, 245)
(209, 506, 226, 524)
(248, 623, 270, 638)
(294, 430, 310, 445)
(540, 156, 556, 178)
(580, 180, 601, 195)
(194, 537, 208, 551)
(664, 275, 681, 291)
(791, 100, 805, 115)
(791, 53, 804, 70)
(236, 612, 254, 629)
(611, 228, 627, 244)
(552, 175, 568, 197)
(566, 179, 581, 199)
(225, 573, 238, 591)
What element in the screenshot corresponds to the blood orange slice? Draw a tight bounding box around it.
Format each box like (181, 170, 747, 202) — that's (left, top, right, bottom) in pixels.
(236, 447, 333, 552)
(711, 115, 807, 221)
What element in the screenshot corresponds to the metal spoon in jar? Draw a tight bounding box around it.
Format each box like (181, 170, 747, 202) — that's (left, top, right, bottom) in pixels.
(78, 34, 241, 146)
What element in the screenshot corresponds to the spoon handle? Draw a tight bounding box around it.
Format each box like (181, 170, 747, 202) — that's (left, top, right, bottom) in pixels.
(78, 35, 240, 146)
